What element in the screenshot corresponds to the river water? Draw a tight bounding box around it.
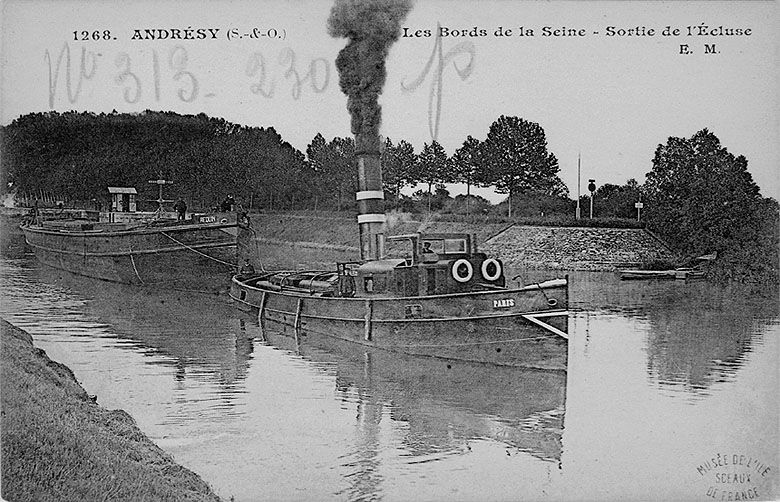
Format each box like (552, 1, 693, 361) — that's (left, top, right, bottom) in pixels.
(1, 235, 778, 501)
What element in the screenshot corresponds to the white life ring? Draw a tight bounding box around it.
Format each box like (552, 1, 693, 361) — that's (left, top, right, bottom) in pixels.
(481, 258, 502, 281)
(451, 259, 473, 283)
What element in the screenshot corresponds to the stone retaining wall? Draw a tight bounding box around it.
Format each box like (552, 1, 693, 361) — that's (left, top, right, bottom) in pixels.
(247, 213, 677, 271)
(483, 225, 677, 270)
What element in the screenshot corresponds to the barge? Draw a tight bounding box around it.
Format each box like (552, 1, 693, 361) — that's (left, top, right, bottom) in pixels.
(21, 185, 237, 291)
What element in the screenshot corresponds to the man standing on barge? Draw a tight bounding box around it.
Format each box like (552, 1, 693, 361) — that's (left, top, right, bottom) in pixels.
(174, 199, 187, 221)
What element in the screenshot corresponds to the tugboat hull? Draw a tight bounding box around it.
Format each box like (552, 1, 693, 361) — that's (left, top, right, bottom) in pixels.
(231, 276, 569, 370)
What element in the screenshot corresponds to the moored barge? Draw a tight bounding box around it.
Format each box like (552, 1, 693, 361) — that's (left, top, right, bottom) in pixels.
(21, 185, 237, 291)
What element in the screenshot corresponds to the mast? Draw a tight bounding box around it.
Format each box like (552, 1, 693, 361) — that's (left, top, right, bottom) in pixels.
(148, 174, 173, 217)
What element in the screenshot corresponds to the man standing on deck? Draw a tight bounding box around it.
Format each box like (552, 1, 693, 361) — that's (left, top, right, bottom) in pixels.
(220, 195, 235, 212)
(173, 199, 187, 221)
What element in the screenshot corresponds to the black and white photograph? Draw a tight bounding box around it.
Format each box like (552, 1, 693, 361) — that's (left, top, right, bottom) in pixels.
(1, 0, 778, 500)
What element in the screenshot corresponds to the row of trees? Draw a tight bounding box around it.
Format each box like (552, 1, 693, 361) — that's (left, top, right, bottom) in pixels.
(1, 112, 776, 283)
(305, 115, 568, 216)
(2, 112, 567, 217)
(1, 111, 308, 211)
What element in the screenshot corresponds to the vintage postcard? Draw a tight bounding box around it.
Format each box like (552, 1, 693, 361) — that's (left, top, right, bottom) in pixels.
(1, 1, 777, 501)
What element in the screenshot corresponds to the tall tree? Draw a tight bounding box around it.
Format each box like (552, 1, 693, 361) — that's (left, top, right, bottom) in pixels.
(306, 133, 329, 210)
(591, 179, 642, 219)
(480, 116, 564, 217)
(448, 135, 483, 215)
(306, 133, 328, 173)
(644, 128, 777, 283)
(412, 141, 448, 212)
(318, 136, 356, 211)
(381, 138, 416, 209)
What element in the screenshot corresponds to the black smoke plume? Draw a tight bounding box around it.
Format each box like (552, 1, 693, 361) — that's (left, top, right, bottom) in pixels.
(327, 0, 413, 153)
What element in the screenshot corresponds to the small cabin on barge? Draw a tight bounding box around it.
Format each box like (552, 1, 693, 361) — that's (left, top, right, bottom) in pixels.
(108, 187, 138, 213)
(242, 232, 507, 299)
(354, 233, 505, 297)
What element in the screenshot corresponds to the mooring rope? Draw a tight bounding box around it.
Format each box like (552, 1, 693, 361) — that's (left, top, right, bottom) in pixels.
(160, 231, 236, 269)
(128, 248, 146, 284)
(244, 224, 267, 272)
(534, 282, 550, 303)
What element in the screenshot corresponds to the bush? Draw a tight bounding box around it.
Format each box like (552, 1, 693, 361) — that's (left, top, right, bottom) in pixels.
(441, 194, 492, 215)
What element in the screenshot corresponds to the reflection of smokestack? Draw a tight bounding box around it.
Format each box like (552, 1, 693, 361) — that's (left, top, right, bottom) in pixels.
(328, 0, 412, 261)
(356, 151, 385, 260)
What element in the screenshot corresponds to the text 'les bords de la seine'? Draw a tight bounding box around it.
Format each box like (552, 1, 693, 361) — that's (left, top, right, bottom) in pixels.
(402, 24, 753, 38)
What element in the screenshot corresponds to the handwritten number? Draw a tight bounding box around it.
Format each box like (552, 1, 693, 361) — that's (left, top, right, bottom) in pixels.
(279, 50, 330, 99)
(309, 58, 329, 93)
(115, 53, 141, 103)
(279, 48, 306, 99)
(248, 50, 329, 100)
(246, 52, 275, 98)
(46, 45, 330, 106)
(169, 46, 199, 102)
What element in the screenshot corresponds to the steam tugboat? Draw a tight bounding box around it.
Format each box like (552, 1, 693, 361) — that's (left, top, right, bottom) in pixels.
(231, 1, 568, 369)
(230, 154, 569, 371)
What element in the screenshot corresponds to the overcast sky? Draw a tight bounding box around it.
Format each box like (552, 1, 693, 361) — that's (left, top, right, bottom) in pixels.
(2, 0, 778, 201)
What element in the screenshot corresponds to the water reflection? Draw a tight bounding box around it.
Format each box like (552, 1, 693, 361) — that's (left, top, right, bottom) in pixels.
(269, 324, 564, 450)
(2, 259, 254, 402)
(244, 321, 567, 501)
(569, 271, 779, 395)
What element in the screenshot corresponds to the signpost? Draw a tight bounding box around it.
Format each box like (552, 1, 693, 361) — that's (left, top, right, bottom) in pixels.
(588, 179, 596, 219)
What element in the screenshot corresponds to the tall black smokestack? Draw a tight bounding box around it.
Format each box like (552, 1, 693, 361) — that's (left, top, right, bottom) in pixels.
(328, 0, 412, 261)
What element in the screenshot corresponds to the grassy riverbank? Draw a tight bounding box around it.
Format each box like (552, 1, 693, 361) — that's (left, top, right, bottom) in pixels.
(0, 319, 222, 502)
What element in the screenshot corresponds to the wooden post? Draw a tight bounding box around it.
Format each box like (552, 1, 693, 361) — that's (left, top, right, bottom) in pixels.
(258, 291, 268, 321)
(257, 291, 268, 341)
(294, 298, 303, 347)
(364, 299, 373, 341)
(257, 315, 267, 342)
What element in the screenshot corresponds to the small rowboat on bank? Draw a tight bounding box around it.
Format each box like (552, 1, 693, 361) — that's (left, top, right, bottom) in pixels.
(619, 268, 706, 281)
(619, 252, 716, 281)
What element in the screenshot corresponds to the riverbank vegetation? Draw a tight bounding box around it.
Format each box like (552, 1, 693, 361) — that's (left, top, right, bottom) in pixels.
(643, 129, 778, 284)
(0, 319, 222, 502)
(1, 111, 776, 283)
